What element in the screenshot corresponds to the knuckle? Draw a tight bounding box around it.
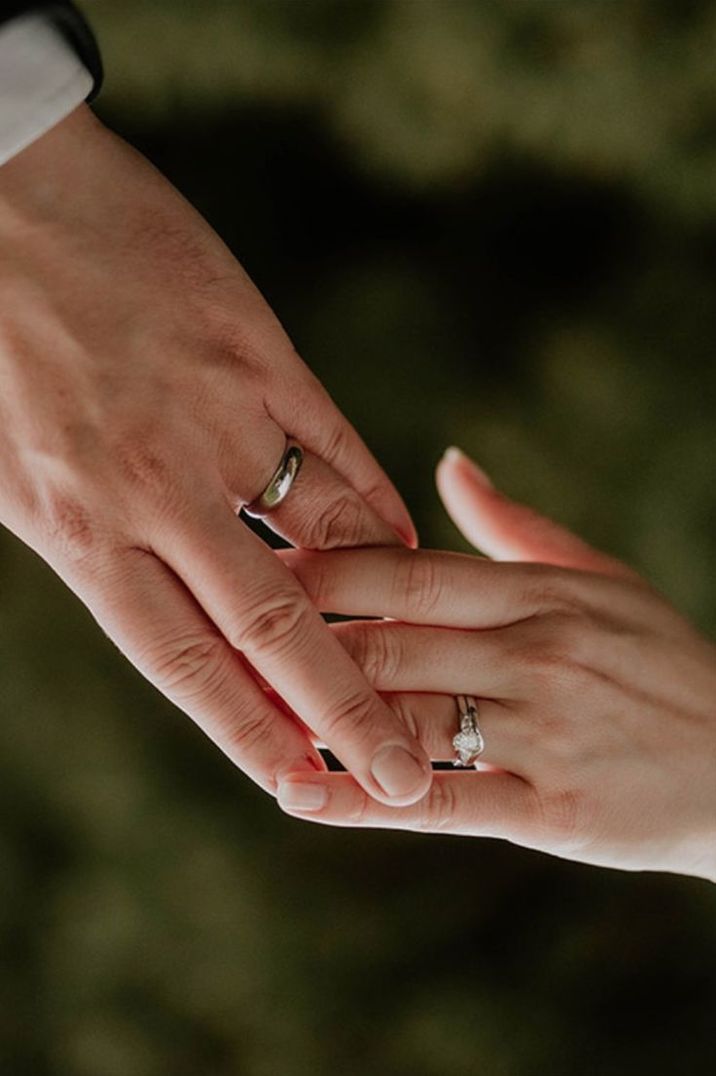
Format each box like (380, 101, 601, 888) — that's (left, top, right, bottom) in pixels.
(114, 433, 171, 495)
(205, 320, 268, 376)
(360, 478, 391, 508)
(520, 611, 594, 676)
(230, 586, 309, 656)
(321, 421, 350, 463)
(395, 553, 443, 619)
(524, 566, 584, 616)
(225, 709, 277, 758)
(535, 785, 586, 852)
(302, 494, 365, 550)
(351, 625, 403, 686)
(43, 492, 99, 565)
(291, 553, 331, 608)
(388, 695, 420, 741)
(420, 780, 458, 832)
(149, 632, 230, 702)
(320, 688, 376, 744)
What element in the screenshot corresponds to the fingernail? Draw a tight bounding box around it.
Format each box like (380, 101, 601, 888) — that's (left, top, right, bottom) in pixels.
(393, 523, 420, 549)
(381, 496, 418, 548)
(277, 780, 327, 812)
(370, 744, 429, 800)
(386, 509, 419, 549)
(442, 446, 465, 465)
(442, 446, 493, 489)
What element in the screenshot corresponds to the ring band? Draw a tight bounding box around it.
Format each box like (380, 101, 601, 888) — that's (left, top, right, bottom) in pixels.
(244, 441, 304, 518)
(452, 694, 485, 768)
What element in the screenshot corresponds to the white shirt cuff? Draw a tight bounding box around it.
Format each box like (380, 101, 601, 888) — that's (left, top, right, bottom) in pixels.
(0, 12, 93, 168)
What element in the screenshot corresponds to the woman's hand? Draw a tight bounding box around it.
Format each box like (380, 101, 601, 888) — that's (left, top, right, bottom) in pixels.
(0, 105, 432, 806)
(278, 449, 716, 881)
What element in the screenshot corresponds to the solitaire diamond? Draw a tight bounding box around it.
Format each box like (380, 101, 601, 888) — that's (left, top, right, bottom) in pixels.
(452, 710, 485, 767)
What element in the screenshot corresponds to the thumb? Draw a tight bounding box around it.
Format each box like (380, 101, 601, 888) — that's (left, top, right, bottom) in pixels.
(436, 447, 636, 580)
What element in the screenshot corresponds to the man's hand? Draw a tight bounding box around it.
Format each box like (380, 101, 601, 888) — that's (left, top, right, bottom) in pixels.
(0, 105, 431, 805)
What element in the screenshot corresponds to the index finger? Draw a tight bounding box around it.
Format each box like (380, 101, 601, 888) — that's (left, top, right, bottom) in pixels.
(280, 547, 652, 628)
(155, 503, 433, 806)
(281, 547, 563, 627)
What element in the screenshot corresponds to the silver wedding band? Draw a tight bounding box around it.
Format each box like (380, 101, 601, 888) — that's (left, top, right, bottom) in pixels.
(452, 694, 485, 768)
(244, 440, 304, 518)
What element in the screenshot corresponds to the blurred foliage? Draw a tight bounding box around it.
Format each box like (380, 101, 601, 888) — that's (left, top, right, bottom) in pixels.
(92, 0, 716, 214)
(1, 1, 716, 1074)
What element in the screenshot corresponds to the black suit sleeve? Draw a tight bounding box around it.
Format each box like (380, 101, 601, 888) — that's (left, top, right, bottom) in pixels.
(0, 1, 103, 101)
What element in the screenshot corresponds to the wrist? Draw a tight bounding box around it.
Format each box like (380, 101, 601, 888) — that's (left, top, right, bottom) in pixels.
(0, 103, 103, 226)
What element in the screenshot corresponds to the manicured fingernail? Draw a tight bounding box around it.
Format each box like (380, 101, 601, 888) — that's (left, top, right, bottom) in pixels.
(442, 446, 464, 465)
(393, 523, 420, 549)
(277, 780, 327, 813)
(380, 497, 418, 548)
(370, 744, 429, 800)
(442, 446, 493, 489)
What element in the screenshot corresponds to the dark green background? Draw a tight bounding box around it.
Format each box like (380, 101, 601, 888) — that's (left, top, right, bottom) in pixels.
(1, 2, 715, 1073)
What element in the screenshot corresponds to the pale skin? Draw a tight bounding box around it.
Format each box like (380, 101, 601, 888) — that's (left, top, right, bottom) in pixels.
(0, 104, 433, 806)
(279, 448, 716, 883)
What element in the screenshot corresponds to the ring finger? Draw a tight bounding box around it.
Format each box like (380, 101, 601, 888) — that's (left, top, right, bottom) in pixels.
(221, 415, 405, 550)
(308, 692, 528, 774)
(244, 449, 402, 550)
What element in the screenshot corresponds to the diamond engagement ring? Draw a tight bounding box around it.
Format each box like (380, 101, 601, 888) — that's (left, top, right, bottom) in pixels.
(452, 695, 485, 768)
(244, 441, 304, 517)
